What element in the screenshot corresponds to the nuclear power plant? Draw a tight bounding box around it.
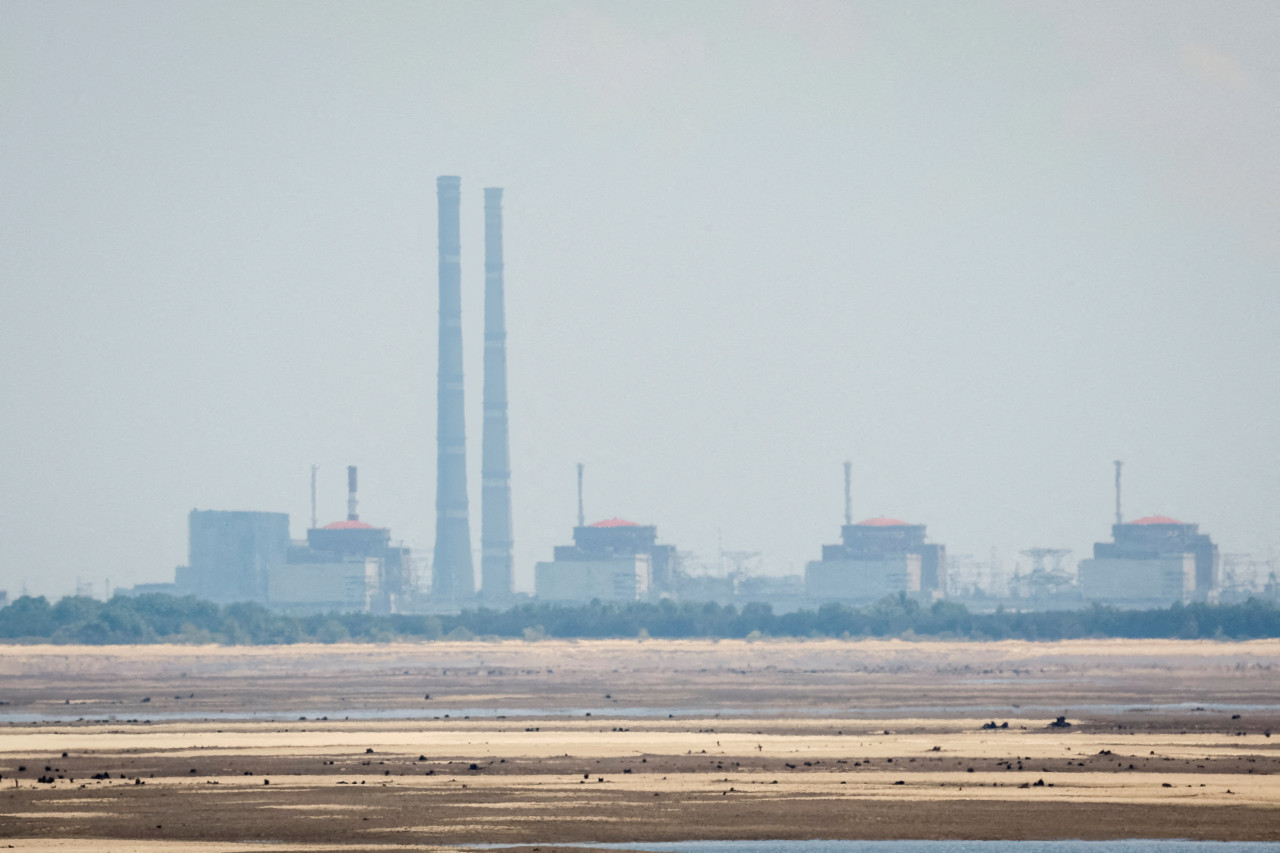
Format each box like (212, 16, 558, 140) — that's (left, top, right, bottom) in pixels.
(136, 176, 1263, 615)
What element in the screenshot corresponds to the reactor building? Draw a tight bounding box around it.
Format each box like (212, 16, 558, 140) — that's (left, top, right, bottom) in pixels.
(535, 518, 677, 603)
(1077, 515, 1218, 608)
(1074, 462, 1219, 608)
(804, 462, 946, 605)
(534, 466, 676, 603)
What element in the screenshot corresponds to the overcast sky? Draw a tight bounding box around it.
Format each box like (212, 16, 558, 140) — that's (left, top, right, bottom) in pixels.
(3, 1, 1278, 599)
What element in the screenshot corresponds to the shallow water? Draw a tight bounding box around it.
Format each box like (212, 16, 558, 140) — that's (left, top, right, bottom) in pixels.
(2, 700, 1278, 724)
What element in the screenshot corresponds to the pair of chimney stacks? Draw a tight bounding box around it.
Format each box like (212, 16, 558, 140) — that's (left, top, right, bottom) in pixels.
(431, 177, 513, 604)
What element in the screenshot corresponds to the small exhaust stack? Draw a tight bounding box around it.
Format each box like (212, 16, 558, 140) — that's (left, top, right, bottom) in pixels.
(1113, 460, 1123, 526)
(347, 465, 359, 522)
(843, 460, 852, 526)
(577, 462, 585, 528)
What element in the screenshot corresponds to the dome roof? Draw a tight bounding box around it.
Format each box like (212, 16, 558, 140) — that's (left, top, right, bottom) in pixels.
(1130, 515, 1185, 526)
(590, 518, 639, 528)
(856, 517, 910, 527)
(322, 520, 379, 531)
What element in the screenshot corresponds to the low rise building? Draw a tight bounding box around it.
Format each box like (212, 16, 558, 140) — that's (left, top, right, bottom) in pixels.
(267, 557, 380, 614)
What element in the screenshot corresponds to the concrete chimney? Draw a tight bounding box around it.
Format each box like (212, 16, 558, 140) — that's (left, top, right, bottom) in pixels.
(347, 465, 358, 522)
(480, 187, 514, 601)
(431, 176, 475, 602)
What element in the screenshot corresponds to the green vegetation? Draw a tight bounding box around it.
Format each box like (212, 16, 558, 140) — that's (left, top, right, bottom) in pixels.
(1, 593, 1279, 644)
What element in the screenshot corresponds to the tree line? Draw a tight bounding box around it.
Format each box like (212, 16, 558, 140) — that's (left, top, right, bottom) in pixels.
(0, 592, 1278, 645)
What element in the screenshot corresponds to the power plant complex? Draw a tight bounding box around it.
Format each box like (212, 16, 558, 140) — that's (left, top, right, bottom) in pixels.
(132, 176, 1266, 615)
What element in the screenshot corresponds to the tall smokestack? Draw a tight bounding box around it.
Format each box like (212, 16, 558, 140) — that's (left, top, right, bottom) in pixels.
(347, 465, 358, 522)
(577, 462, 585, 528)
(432, 176, 475, 602)
(480, 187, 513, 601)
(310, 464, 318, 530)
(843, 460, 852, 526)
(1114, 459, 1124, 526)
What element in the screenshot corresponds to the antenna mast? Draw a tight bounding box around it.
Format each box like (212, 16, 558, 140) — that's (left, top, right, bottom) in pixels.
(576, 462, 585, 528)
(843, 460, 852, 526)
(1114, 460, 1124, 526)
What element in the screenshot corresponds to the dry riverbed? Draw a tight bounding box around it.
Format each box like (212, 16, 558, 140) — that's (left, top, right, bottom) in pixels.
(1, 638, 1278, 850)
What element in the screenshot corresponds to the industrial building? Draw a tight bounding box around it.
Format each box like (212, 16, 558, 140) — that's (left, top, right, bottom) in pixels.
(274, 468, 413, 614)
(175, 467, 411, 613)
(177, 509, 289, 604)
(535, 494, 678, 605)
(1078, 515, 1218, 608)
(1073, 462, 1219, 608)
(804, 462, 946, 605)
(806, 517, 947, 604)
(170, 178, 511, 614)
(534, 464, 678, 603)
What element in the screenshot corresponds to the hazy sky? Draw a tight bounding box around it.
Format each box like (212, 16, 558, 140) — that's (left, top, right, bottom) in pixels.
(3, 1, 1278, 599)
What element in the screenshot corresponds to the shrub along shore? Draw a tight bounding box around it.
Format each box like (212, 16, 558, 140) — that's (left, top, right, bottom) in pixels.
(1, 592, 1278, 645)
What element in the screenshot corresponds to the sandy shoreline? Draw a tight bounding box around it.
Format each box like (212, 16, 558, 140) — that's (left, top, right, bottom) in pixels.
(1, 639, 1278, 847)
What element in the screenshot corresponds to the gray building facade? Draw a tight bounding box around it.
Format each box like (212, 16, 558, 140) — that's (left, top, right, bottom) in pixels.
(179, 510, 289, 604)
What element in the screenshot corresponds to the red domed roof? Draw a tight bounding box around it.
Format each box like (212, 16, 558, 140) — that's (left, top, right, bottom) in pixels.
(590, 518, 639, 528)
(1130, 515, 1185, 526)
(322, 520, 378, 530)
(856, 517, 909, 527)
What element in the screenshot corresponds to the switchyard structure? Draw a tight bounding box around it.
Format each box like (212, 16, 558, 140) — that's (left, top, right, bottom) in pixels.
(1009, 547, 1077, 603)
(480, 187, 514, 603)
(431, 175, 476, 604)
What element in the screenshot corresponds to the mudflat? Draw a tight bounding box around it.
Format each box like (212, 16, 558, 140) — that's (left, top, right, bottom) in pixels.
(1, 638, 1278, 851)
